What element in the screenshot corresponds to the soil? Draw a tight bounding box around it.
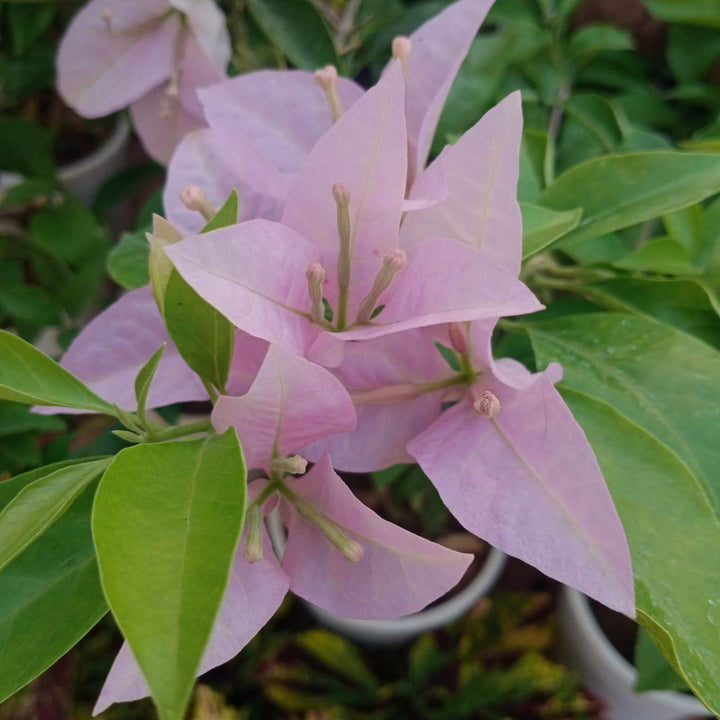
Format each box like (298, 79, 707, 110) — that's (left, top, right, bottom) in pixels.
(15, 91, 116, 167)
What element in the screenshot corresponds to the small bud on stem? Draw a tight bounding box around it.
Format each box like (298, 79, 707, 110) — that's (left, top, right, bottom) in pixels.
(180, 185, 216, 221)
(271, 454, 309, 477)
(391, 36, 412, 76)
(294, 498, 364, 563)
(355, 249, 407, 324)
(243, 504, 264, 563)
(314, 65, 343, 123)
(306, 263, 327, 324)
(471, 388, 501, 419)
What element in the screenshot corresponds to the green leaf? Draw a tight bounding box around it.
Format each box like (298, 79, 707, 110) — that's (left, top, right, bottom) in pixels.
(579, 278, 720, 349)
(295, 630, 378, 691)
(92, 430, 247, 720)
(667, 25, 720, 83)
(562, 389, 720, 714)
(521, 203, 582, 258)
(568, 24, 634, 61)
(0, 330, 115, 414)
(527, 314, 720, 511)
(613, 237, 699, 274)
(0, 480, 106, 703)
(30, 195, 106, 265)
(635, 627, 689, 693)
(0, 401, 64, 440)
(6, 2, 56, 56)
(245, 0, 339, 70)
(201, 189, 240, 233)
(0, 118, 55, 178)
(107, 229, 151, 289)
(135, 344, 166, 423)
(539, 152, 720, 246)
(0, 458, 109, 572)
(163, 271, 235, 393)
(0, 457, 108, 509)
(643, 0, 720, 27)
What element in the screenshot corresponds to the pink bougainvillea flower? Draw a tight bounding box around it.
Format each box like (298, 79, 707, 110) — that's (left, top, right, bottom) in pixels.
(165, 64, 540, 368)
(95, 349, 471, 715)
(35, 285, 268, 415)
(308, 319, 635, 617)
(164, 0, 492, 233)
(57, 0, 230, 163)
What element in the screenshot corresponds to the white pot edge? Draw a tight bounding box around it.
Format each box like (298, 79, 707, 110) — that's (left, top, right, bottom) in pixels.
(558, 587, 711, 720)
(267, 508, 507, 645)
(0, 115, 131, 204)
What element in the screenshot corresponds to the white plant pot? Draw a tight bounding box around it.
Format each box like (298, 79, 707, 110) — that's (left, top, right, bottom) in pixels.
(0, 116, 130, 206)
(557, 587, 711, 720)
(267, 509, 507, 645)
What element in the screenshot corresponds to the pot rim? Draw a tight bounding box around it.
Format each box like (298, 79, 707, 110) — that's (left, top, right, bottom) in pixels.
(0, 115, 131, 187)
(561, 586, 710, 715)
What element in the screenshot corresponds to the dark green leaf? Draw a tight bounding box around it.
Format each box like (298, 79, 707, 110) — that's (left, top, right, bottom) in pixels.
(563, 390, 720, 714)
(0, 118, 55, 178)
(163, 271, 235, 393)
(107, 229, 151, 289)
(0, 458, 109, 571)
(521, 203, 582, 258)
(635, 628, 689, 693)
(245, 0, 339, 70)
(0, 481, 106, 703)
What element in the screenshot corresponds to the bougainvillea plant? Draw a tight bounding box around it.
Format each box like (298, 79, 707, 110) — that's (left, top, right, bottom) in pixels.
(2, 0, 720, 718)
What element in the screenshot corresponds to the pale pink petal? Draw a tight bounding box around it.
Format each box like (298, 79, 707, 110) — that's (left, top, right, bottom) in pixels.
(401, 92, 524, 274)
(281, 454, 472, 619)
(281, 62, 407, 314)
(57, 0, 179, 117)
(212, 346, 355, 470)
(94, 508, 288, 715)
(165, 220, 320, 355)
(408, 366, 635, 616)
(164, 129, 288, 235)
(401, 160, 447, 211)
(199, 71, 364, 176)
(398, 0, 495, 181)
(130, 33, 226, 165)
(304, 330, 451, 471)
(332, 236, 542, 344)
(170, 0, 231, 70)
(226, 332, 269, 396)
(130, 89, 202, 166)
(35, 286, 206, 414)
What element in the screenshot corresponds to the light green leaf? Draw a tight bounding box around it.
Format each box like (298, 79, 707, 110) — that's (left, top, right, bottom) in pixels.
(643, 0, 720, 27)
(0, 330, 115, 414)
(539, 152, 720, 246)
(202, 189, 240, 233)
(562, 389, 720, 714)
(163, 271, 235, 393)
(245, 0, 339, 70)
(92, 430, 247, 720)
(527, 313, 720, 511)
(134, 344, 165, 423)
(613, 237, 699, 274)
(0, 481, 106, 703)
(107, 229, 151, 290)
(568, 24, 634, 60)
(0, 458, 109, 572)
(521, 203, 582, 258)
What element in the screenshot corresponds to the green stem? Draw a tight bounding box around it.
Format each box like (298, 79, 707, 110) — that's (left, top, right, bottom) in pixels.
(145, 419, 213, 443)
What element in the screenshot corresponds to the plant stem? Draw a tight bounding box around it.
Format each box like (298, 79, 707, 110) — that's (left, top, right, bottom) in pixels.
(145, 419, 213, 443)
